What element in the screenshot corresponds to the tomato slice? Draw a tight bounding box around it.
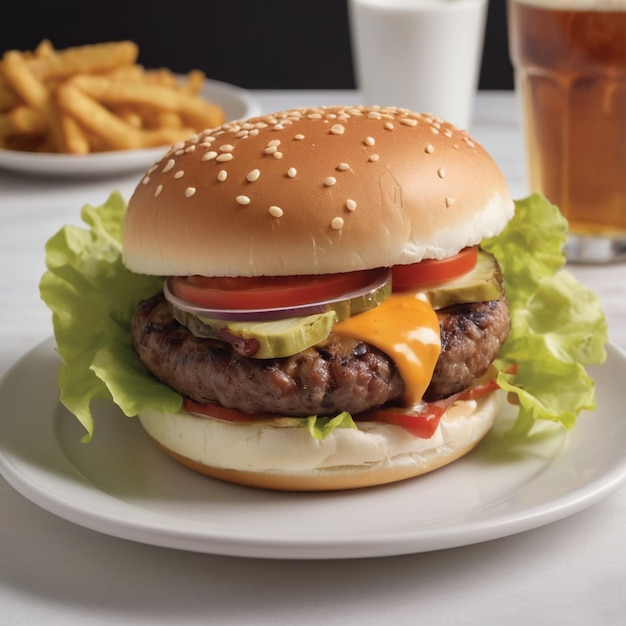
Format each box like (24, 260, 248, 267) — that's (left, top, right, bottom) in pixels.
(391, 246, 478, 291)
(170, 269, 379, 310)
(358, 377, 499, 439)
(359, 398, 455, 438)
(461, 378, 500, 400)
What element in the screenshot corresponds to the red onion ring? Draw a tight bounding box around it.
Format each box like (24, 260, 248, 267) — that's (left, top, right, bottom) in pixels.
(163, 268, 392, 322)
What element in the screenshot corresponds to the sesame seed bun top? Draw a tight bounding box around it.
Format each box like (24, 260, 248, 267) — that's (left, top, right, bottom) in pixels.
(123, 105, 514, 277)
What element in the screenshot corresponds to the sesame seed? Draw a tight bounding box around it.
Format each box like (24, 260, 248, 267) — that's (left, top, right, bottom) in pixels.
(400, 118, 418, 127)
(330, 124, 345, 135)
(185, 187, 196, 198)
(201, 151, 218, 161)
(269, 206, 284, 218)
(425, 144, 435, 154)
(273, 151, 283, 159)
(430, 127, 440, 135)
(294, 134, 305, 140)
(438, 167, 446, 178)
(216, 153, 234, 162)
(325, 176, 337, 186)
(368, 154, 380, 162)
(287, 167, 297, 178)
(337, 163, 350, 171)
(346, 199, 357, 211)
(162, 159, 175, 172)
(445, 197, 455, 208)
(174, 170, 184, 179)
(264, 146, 277, 154)
(142, 176, 150, 185)
(267, 139, 281, 147)
(246, 169, 261, 182)
(331, 217, 344, 230)
(217, 170, 228, 181)
(384, 122, 394, 130)
(236, 195, 251, 205)
(219, 144, 234, 152)
(364, 136, 375, 146)
(154, 184, 163, 198)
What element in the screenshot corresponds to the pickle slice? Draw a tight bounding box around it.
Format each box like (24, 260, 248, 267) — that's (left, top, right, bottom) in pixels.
(424, 251, 503, 309)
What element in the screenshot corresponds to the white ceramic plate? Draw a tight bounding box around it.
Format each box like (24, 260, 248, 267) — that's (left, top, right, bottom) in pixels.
(0, 78, 261, 177)
(1, 338, 625, 560)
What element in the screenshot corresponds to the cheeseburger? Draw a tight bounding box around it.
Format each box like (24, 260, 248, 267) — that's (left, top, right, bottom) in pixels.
(121, 105, 515, 490)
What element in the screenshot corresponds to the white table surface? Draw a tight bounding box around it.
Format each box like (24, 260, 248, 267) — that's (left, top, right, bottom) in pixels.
(1, 91, 625, 625)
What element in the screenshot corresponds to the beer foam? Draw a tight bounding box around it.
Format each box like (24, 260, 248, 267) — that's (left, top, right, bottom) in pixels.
(516, 0, 626, 9)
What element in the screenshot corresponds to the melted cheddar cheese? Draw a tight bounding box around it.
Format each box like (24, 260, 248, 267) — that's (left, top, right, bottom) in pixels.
(333, 293, 441, 405)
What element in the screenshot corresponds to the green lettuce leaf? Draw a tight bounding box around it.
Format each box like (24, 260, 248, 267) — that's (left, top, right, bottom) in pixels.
(302, 412, 358, 440)
(482, 193, 608, 436)
(40, 192, 182, 441)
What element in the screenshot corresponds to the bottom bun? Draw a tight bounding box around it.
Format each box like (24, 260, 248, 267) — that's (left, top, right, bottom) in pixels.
(137, 392, 502, 491)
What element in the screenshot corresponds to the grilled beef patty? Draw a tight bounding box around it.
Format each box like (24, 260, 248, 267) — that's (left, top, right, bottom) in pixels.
(131, 292, 510, 416)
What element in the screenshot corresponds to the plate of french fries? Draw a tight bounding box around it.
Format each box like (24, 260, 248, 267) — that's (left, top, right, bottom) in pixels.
(0, 40, 261, 176)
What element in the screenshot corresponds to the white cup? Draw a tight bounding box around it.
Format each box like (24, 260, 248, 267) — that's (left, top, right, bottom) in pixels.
(347, 0, 488, 129)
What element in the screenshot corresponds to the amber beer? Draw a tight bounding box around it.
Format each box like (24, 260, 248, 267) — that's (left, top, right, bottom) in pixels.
(508, 0, 626, 248)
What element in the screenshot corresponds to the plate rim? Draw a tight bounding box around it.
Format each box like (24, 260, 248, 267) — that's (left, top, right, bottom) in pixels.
(1, 338, 625, 560)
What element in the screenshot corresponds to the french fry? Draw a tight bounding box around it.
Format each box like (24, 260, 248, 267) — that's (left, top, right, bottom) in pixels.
(10, 106, 45, 134)
(2, 50, 49, 110)
(33, 39, 55, 59)
(182, 69, 205, 95)
(155, 111, 184, 129)
(141, 68, 179, 87)
(0, 84, 20, 113)
(28, 41, 139, 81)
(1, 49, 64, 150)
(113, 107, 144, 129)
(58, 111, 90, 154)
(56, 83, 138, 150)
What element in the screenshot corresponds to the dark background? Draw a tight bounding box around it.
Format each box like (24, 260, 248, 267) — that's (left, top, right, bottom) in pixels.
(1, 0, 514, 90)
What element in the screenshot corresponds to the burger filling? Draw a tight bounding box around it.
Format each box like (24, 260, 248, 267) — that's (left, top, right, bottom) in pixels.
(130, 264, 510, 422)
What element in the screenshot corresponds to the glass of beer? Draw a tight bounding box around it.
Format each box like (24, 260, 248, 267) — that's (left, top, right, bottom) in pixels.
(507, 0, 626, 262)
